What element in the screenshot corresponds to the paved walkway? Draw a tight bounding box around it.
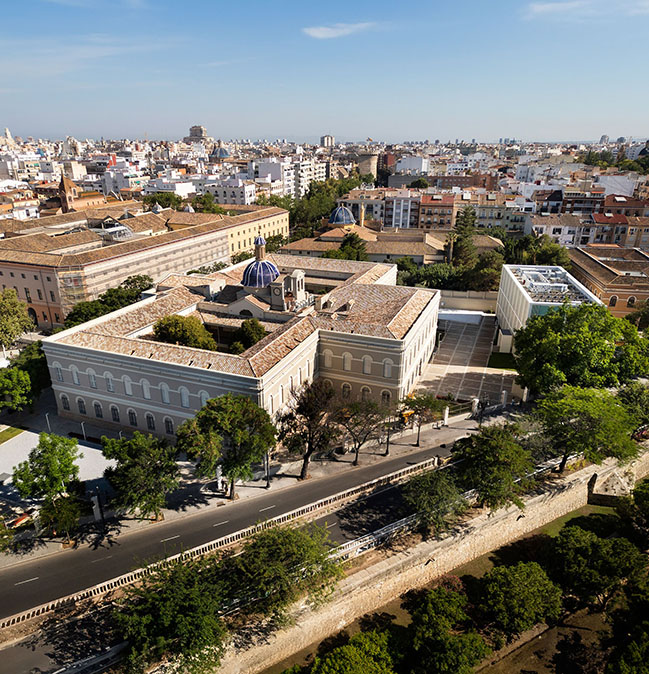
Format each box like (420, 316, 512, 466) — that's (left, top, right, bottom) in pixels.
(418, 316, 517, 403)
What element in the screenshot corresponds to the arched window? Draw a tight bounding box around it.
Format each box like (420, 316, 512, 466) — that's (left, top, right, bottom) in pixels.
(141, 379, 151, 400)
(71, 365, 79, 385)
(77, 398, 86, 415)
(362, 355, 372, 375)
(146, 413, 155, 431)
(160, 382, 170, 404)
(280, 384, 284, 404)
(342, 352, 352, 371)
(609, 295, 618, 307)
(53, 362, 63, 382)
(239, 309, 253, 317)
(164, 417, 174, 435)
(179, 387, 190, 408)
(323, 349, 333, 368)
(627, 296, 637, 307)
(361, 386, 371, 402)
(128, 409, 137, 426)
(123, 376, 133, 396)
(383, 359, 393, 378)
(61, 393, 70, 411)
(381, 390, 391, 406)
(111, 406, 120, 422)
(269, 394, 274, 415)
(88, 369, 97, 389)
(94, 401, 103, 418)
(306, 361, 310, 379)
(199, 390, 209, 407)
(105, 372, 114, 392)
(342, 383, 351, 400)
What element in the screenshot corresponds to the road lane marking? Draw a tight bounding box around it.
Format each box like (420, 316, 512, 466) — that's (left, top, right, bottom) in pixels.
(15, 577, 39, 585)
(90, 555, 113, 563)
(160, 535, 180, 543)
(213, 520, 229, 527)
(259, 505, 276, 512)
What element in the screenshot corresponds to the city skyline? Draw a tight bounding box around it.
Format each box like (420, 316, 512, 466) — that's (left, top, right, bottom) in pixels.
(2, 0, 648, 142)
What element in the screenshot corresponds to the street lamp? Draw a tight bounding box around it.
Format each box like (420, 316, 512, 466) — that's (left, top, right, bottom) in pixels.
(80, 421, 87, 441)
(264, 452, 271, 489)
(384, 414, 392, 457)
(45, 412, 51, 433)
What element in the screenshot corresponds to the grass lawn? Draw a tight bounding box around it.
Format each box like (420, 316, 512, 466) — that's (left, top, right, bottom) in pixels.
(487, 352, 518, 370)
(0, 426, 23, 445)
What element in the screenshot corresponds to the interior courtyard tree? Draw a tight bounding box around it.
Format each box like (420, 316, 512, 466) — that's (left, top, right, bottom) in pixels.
(176, 394, 276, 499)
(278, 379, 338, 480)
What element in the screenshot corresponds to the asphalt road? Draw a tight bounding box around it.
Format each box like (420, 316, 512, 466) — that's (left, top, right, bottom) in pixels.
(0, 435, 461, 622)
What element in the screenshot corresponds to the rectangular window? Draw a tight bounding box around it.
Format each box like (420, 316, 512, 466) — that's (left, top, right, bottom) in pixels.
(24, 289, 31, 302)
(50, 291, 55, 302)
(37, 289, 43, 300)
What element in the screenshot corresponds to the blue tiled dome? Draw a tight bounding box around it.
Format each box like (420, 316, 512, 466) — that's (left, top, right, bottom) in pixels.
(254, 234, 266, 246)
(242, 259, 280, 288)
(329, 206, 355, 225)
(210, 146, 230, 160)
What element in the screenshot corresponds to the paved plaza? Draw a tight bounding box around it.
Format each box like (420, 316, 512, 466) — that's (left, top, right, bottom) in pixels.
(418, 315, 517, 404)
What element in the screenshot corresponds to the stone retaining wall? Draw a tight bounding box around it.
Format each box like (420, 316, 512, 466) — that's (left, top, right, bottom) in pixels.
(217, 452, 649, 674)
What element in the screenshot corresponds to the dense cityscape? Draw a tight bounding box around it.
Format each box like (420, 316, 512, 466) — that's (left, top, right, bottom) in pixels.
(2, 1, 649, 674)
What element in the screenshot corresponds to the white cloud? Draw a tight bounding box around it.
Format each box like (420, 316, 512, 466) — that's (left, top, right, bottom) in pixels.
(525, 0, 649, 18)
(302, 22, 375, 39)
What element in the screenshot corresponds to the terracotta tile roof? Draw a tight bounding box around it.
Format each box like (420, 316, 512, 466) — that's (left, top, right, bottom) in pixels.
(592, 213, 628, 225)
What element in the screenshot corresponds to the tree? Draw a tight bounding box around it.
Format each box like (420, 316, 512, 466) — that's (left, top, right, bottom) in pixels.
(552, 630, 609, 674)
(0, 518, 13, 553)
(0, 288, 33, 353)
(231, 250, 254, 264)
(478, 562, 562, 638)
(402, 470, 466, 537)
(513, 303, 649, 393)
(452, 233, 478, 268)
(153, 314, 217, 351)
(311, 630, 395, 674)
(401, 393, 446, 446)
(453, 424, 533, 511)
(0, 367, 32, 412)
(323, 233, 369, 261)
(102, 432, 180, 521)
(115, 556, 229, 674)
(616, 480, 649, 546)
(407, 586, 490, 674)
(9, 341, 51, 400)
(626, 299, 649, 332)
(549, 526, 645, 608)
(143, 191, 182, 210)
(455, 206, 477, 232)
(176, 394, 276, 499)
(408, 178, 429, 189)
(333, 399, 386, 466)
(221, 523, 342, 618)
(535, 386, 638, 473)
(191, 192, 227, 214)
(617, 381, 649, 430)
(265, 233, 288, 253)
(278, 380, 339, 480)
(39, 495, 80, 544)
(233, 318, 267, 350)
(535, 234, 571, 267)
(12, 433, 82, 504)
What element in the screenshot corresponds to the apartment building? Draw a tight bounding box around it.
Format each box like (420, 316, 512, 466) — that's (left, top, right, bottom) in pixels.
(384, 190, 420, 228)
(418, 194, 457, 229)
(568, 246, 649, 318)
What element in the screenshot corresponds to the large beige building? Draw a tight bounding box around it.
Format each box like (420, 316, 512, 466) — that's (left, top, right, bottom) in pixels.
(0, 205, 288, 327)
(42, 244, 440, 436)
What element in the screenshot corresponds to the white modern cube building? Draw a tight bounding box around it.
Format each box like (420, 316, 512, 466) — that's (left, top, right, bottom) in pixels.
(495, 264, 602, 352)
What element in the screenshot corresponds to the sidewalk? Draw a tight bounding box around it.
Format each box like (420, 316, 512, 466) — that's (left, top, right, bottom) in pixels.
(0, 415, 478, 571)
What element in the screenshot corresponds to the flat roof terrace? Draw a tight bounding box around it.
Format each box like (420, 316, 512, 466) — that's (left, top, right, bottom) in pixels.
(508, 265, 598, 304)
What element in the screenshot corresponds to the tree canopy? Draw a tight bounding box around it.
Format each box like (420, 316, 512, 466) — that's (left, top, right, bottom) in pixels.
(402, 469, 466, 537)
(323, 233, 369, 261)
(408, 178, 429, 189)
(233, 318, 267, 350)
(143, 192, 183, 210)
(278, 380, 338, 480)
(102, 432, 180, 521)
(333, 399, 387, 465)
(311, 631, 395, 674)
(0, 367, 32, 412)
(12, 433, 82, 503)
(513, 303, 649, 393)
(453, 424, 532, 511)
(626, 299, 649, 332)
(176, 393, 276, 499)
(9, 341, 50, 400)
(401, 393, 446, 446)
(153, 314, 217, 351)
(0, 288, 33, 349)
(64, 275, 152, 328)
(535, 386, 638, 473)
(478, 561, 562, 638)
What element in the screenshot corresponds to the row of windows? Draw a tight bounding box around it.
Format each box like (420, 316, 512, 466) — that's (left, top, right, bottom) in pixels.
(0, 271, 53, 282)
(322, 380, 391, 405)
(322, 352, 394, 378)
(54, 365, 209, 408)
(609, 295, 638, 308)
(60, 394, 175, 434)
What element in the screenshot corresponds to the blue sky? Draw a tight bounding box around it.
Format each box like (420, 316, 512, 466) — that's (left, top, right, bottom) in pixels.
(1, 0, 648, 142)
